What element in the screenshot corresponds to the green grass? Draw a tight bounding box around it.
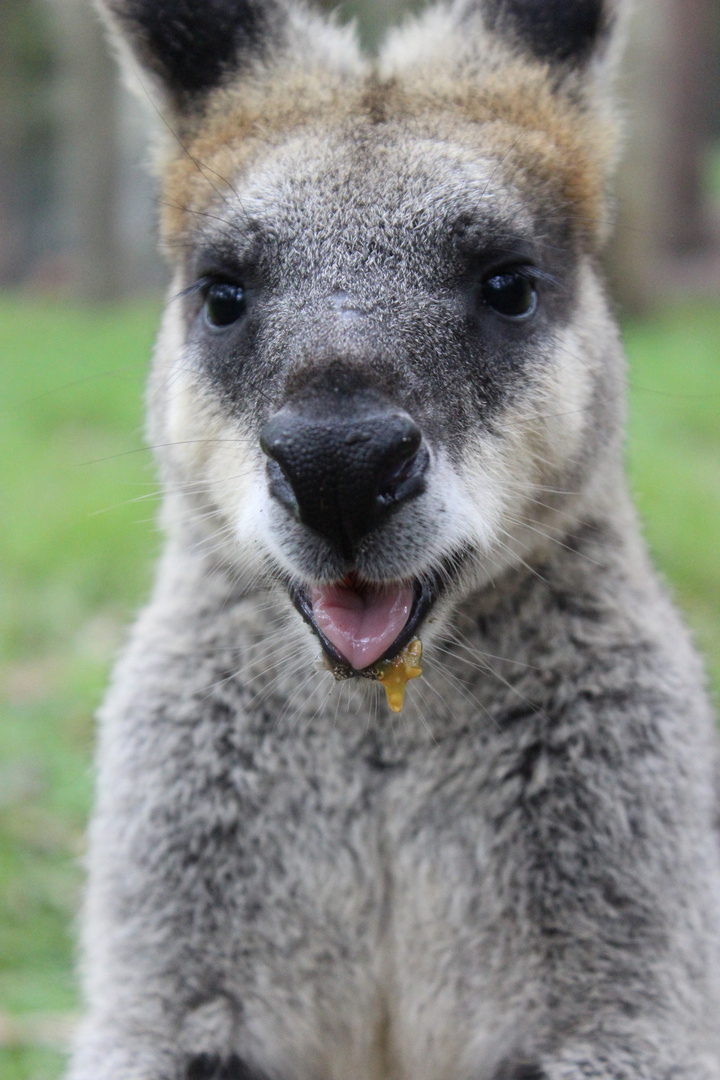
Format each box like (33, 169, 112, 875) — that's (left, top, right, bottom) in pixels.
(625, 301, 720, 696)
(0, 296, 160, 1079)
(0, 293, 718, 1079)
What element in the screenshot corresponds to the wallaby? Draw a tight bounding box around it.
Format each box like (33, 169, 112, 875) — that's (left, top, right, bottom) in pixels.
(69, 2, 720, 1079)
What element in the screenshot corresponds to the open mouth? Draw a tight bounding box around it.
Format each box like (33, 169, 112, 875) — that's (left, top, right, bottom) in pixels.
(289, 573, 436, 677)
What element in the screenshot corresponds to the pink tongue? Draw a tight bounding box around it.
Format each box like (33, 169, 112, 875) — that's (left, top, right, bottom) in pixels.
(310, 581, 413, 671)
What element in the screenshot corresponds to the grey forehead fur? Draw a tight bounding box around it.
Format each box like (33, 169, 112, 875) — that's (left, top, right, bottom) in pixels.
(71, 2, 720, 1080)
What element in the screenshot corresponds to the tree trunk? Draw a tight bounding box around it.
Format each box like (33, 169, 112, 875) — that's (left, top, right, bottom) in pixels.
(49, 0, 121, 302)
(662, 0, 718, 253)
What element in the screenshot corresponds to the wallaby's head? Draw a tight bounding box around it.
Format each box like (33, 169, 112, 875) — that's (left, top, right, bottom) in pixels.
(100, 0, 628, 700)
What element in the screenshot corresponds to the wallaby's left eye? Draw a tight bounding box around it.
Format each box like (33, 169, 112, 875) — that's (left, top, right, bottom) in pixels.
(204, 281, 246, 328)
(481, 270, 537, 320)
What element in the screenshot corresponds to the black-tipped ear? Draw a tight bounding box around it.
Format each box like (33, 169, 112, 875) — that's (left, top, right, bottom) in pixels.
(99, 0, 285, 109)
(480, 0, 613, 66)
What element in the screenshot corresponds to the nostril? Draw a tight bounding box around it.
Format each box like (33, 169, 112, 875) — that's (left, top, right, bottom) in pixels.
(265, 458, 300, 519)
(376, 440, 429, 508)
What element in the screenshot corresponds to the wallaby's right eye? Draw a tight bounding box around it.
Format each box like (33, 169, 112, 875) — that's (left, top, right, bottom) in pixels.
(203, 281, 246, 329)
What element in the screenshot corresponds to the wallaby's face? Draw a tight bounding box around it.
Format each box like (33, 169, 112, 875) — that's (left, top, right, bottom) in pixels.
(105, 0, 625, 685)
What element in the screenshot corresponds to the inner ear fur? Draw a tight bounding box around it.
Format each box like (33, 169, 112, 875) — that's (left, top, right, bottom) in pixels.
(460, 0, 617, 67)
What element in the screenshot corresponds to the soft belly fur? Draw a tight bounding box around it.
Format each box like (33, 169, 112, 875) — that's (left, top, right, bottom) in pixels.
(70, 2, 720, 1079)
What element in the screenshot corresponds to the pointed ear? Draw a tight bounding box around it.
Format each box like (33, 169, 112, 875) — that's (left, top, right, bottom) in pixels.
(96, 1, 280, 109)
(381, 0, 627, 89)
(96, 0, 359, 114)
(460, 0, 620, 68)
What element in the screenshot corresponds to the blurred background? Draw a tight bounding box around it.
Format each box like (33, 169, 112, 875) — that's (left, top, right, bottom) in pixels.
(0, 1, 718, 1077)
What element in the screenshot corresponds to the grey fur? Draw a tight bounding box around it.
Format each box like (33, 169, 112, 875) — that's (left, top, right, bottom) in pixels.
(70, 2, 720, 1079)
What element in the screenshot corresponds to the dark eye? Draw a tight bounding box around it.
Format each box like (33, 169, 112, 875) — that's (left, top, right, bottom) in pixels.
(481, 270, 537, 320)
(203, 281, 246, 328)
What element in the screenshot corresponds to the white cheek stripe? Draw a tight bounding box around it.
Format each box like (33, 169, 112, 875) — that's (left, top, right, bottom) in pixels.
(434, 452, 504, 558)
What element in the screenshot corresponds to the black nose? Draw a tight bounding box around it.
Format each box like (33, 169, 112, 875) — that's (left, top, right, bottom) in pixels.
(260, 399, 429, 560)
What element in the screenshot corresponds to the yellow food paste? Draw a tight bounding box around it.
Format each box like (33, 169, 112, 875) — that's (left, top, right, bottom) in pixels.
(376, 638, 423, 712)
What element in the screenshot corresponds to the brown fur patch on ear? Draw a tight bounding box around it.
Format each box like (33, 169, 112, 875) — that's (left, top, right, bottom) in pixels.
(159, 54, 617, 256)
(402, 59, 618, 242)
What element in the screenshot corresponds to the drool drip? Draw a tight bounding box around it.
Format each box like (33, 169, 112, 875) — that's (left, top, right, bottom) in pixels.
(376, 638, 423, 712)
